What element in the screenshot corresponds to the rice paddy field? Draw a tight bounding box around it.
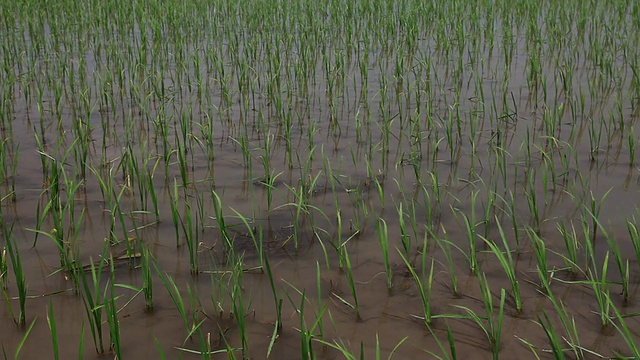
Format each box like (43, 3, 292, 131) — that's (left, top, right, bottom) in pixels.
(2, 0, 640, 358)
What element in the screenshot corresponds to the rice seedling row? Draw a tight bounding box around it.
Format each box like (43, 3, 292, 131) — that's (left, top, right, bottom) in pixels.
(1, 0, 640, 358)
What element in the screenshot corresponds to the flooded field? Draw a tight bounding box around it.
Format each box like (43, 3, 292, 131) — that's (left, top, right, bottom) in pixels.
(2, 0, 640, 358)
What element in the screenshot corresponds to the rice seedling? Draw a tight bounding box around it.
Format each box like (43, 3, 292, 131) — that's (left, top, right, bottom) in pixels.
(587, 251, 613, 330)
(211, 188, 233, 253)
(496, 191, 521, 252)
(314, 261, 325, 339)
(528, 228, 551, 294)
(140, 238, 154, 311)
(276, 181, 321, 252)
(556, 221, 581, 275)
(31, 156, 71, 268)
(609, 296, 640, 359)
(79, 250, 108, 354)
(451, 191, 480, 274)
(334, 208, 346, 270)
(230, 132, 252, 171)
(480, 217, 522, 312)
(259, 131, 274, 186)
(396, 202, 411, 257)
(2, 221, 26, 326)
(584, 189, 612, 242)
(105, 258, 122, 359)
(46, 301, 59, 360)
(230, 209, 263, 269)
(316, 334, 408, 360)
(230, 261, 248, 359)
(524, 168, 541, 234)
(451, 276, 506, 360)
(111, 187, 135, 264)
(364, 156, 385, 208)
(543, 288, 590, 359)
(626, 215, 640, 265)
(89, 164, 125, 247)
(480, 182, 498, 239)
(283, 284, 326, 360)
(429, 225, 459, 296)
(587, 118, 603, 162)
(176, 118, 192, 189)
(168, 179, 182, 248)
(598, 227, 629, 303)
(10, 317, 37, 360)
(181, 200, 200, 275)
(397, 246, 435, 326)
(536, 311, 566, 360)
(208, 263, 231, 319)
(263, 254, 282, 357)
(156, 265, 206, 345)
(0, 246, 6, 289)
(425, 324, 457, 360)
(376, 218, 393, 292)
(333, 247, 360, 320)
(262, 170, 283, 214)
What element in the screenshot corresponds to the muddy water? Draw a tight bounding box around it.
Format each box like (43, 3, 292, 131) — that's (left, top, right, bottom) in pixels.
(2, 1, 640, 359)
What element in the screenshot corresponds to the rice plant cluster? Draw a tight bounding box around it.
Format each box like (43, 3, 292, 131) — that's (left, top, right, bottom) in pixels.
(1, 0, 640, 358)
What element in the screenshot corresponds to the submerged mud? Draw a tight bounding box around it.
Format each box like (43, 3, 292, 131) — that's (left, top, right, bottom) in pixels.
(1, 0, 640, 358)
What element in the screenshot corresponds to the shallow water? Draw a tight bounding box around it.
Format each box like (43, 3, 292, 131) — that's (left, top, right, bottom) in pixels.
(1, 0, 640, 358)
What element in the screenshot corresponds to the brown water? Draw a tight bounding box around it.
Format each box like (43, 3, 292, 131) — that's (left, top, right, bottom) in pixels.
(2, 1, 640, 359)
